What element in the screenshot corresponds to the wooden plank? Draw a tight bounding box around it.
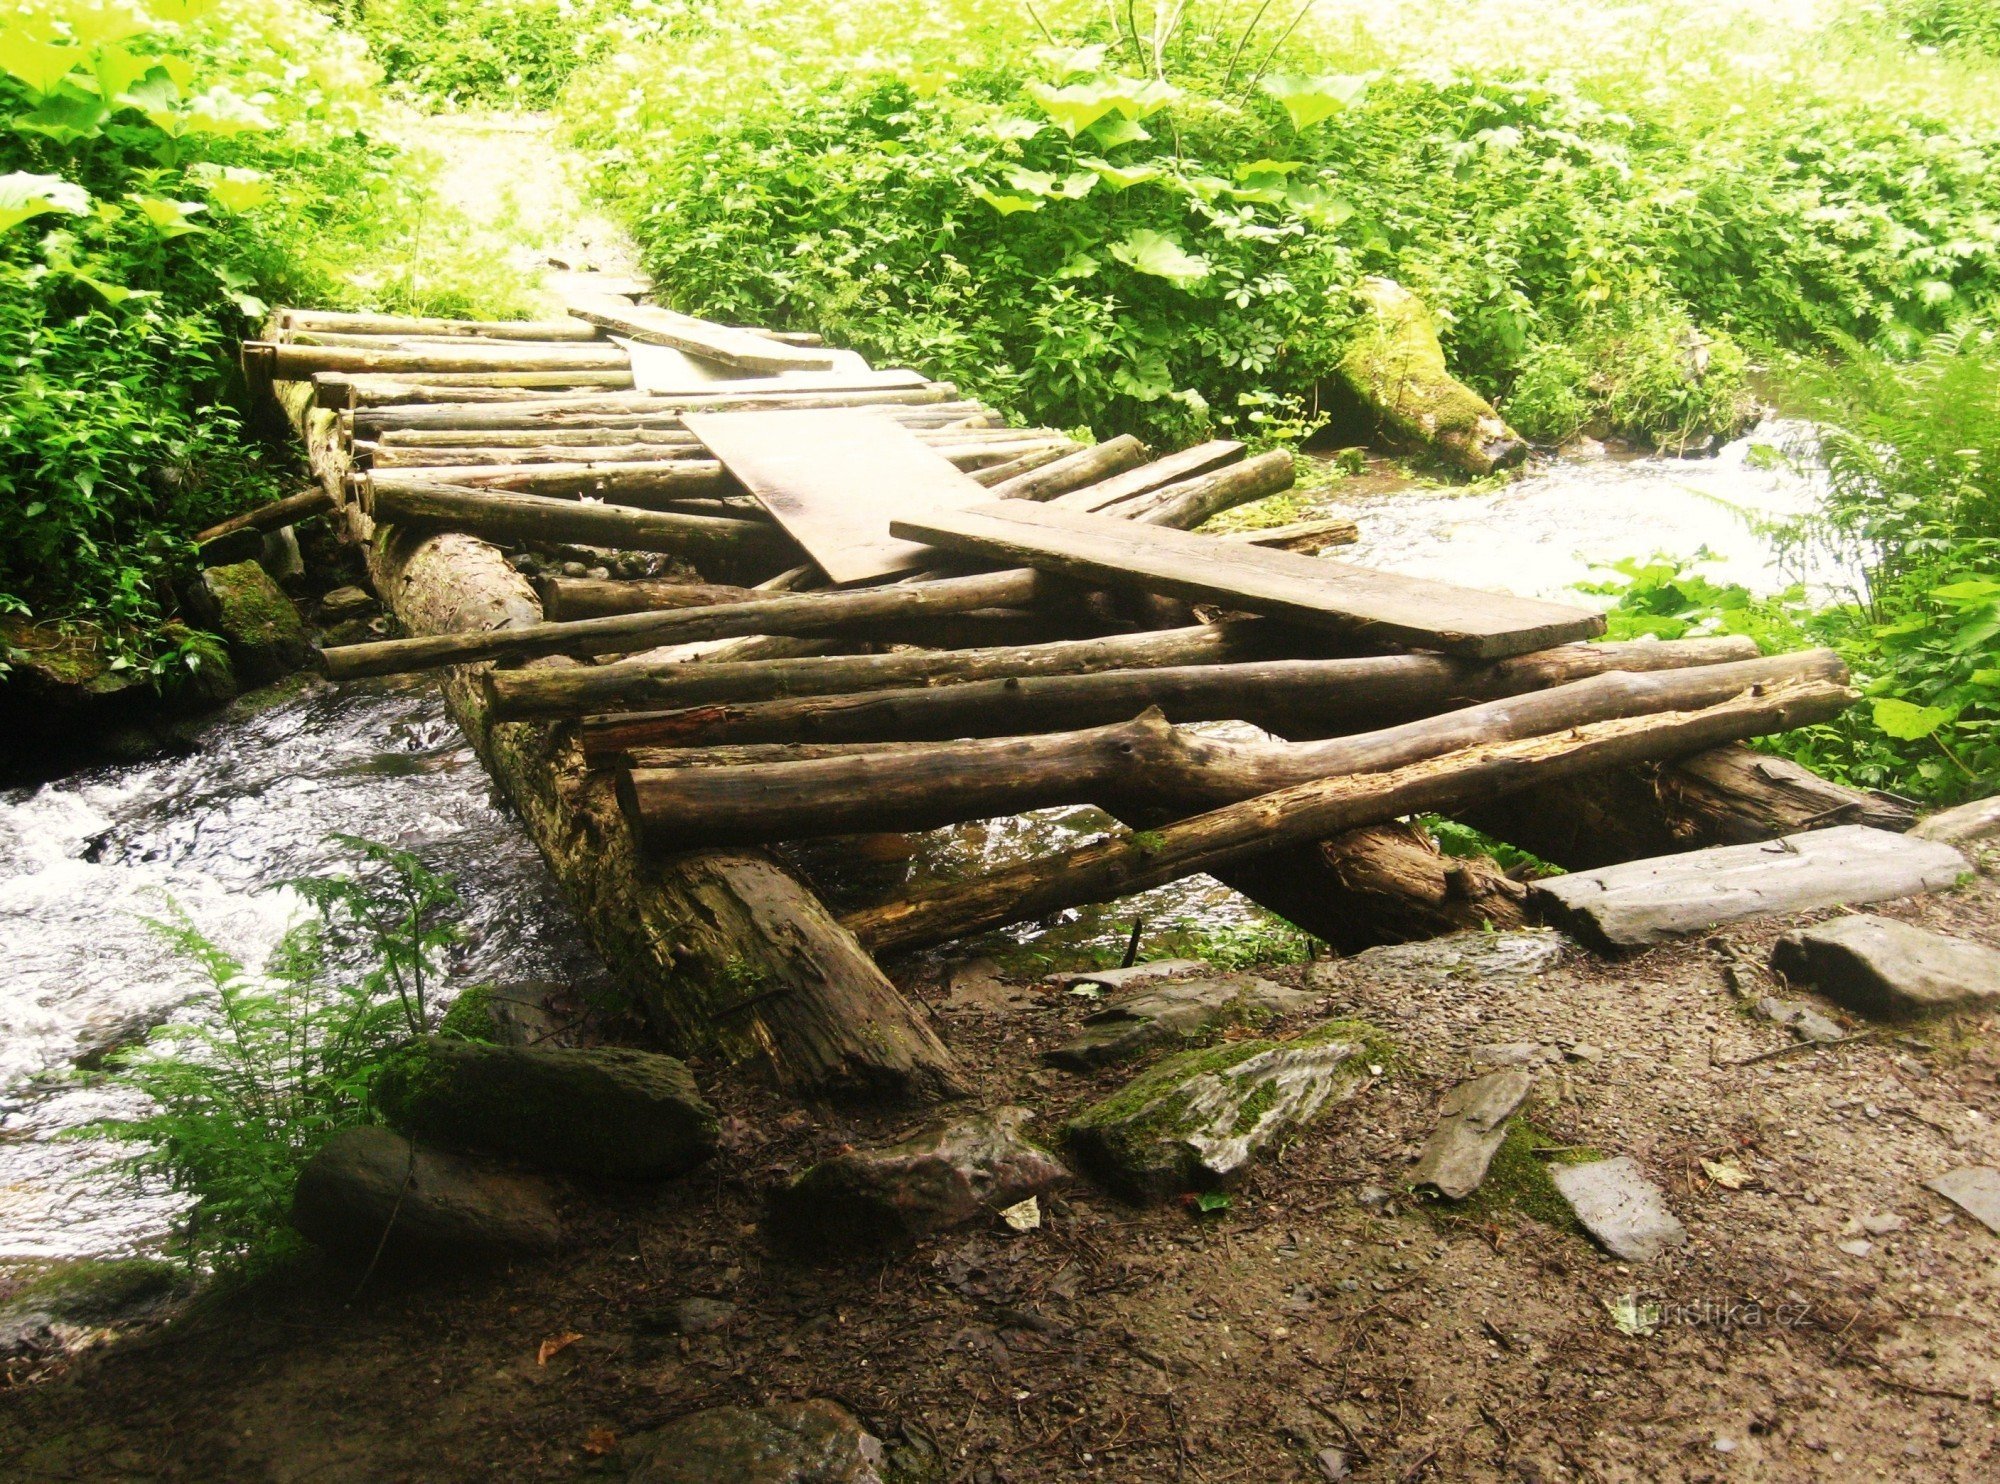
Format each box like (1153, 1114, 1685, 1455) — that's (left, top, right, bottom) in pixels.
(1049, 439, 1244, 512)
(1527, 825, 1970, 952)
(566, 291, 836, 373)
(684, 408, 991, 584)
(891, 500, 1605, 658)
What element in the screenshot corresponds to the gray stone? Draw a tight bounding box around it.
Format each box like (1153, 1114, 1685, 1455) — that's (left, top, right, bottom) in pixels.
(438, 981, 572, 1048)
(1065, 1022, 1373, 1203)
(1045, 974, 1316, 1069)
(768, 1107, 1068, 1254)
(1409, 1069, 1533, 1200)
(258, 525, 304, 584)
(291, 1126, 560, 1260)
(1550, 1156, 1688, 1262)
(318, 585, 376, 620)
(1310, 930, 1563, 996)
(1470, 1041, 1550, 1069)
(1771, 916, 2000, 1021)
(1926, 1166, 2000, 1235)
(188, 559, 309, 685)
(1047, 958, 1207, 991)
(1530, 827, 1970, 951)
(0, 1258, 180, 1360)
(625, 1399, 885, 1483)
(1911, 795, 2000, 846)
(1754, 994, 1846, 1043)
(670, 1297, 737, 1335)
(374, 1037, 717, 1179)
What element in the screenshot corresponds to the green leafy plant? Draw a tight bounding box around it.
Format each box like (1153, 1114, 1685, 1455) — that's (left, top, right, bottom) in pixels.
(84, 837, 466, 1268)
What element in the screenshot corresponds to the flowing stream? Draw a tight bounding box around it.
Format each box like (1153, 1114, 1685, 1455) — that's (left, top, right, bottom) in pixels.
(0, 425, 1821, 1262)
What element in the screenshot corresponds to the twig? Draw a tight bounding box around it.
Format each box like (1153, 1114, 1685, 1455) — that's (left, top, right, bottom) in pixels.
(1725, 1029, 1881, 1067)
(349, 1141, 417, 1303)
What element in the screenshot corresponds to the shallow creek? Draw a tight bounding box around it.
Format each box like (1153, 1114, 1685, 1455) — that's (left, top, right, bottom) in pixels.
(0, 424, 1819, 1260)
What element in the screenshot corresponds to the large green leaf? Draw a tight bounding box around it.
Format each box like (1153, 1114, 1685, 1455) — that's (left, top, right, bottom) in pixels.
(92, 45, 157, 105)
(973, 186, 1044, 216)
(0, 171, 91, 235)
(130, 194, 207, 238)
(1108, 228, 1211, 288)
(1006, 168, 1096, 200)
(0, 31, 83, 96)
(1871, 697, 1955, 741)
(1085, 116, 1151, 150)
(1077, 156, 1163, 191)
(1025, 81, 1118, 138)
(1034, 43, 1108, 78)
(1260, 73, 1369, 132)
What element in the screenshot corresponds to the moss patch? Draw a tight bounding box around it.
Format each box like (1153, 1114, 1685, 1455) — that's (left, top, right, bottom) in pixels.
(437, 984, 499, 1043)
(1420, 1118, 1599, 1235)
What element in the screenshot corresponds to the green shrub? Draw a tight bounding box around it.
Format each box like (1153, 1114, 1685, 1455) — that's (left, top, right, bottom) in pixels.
(85, 836, 466, 1268)
(345, 0, 679, 110)
(1890, 0, 2000, 54)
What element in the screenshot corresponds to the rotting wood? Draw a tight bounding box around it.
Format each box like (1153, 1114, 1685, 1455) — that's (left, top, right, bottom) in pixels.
(892, 498, 1605, 657)
(577, 637, 1761, 756)
(617, 653, 1848, 849)
(841, 676, 1857, 954)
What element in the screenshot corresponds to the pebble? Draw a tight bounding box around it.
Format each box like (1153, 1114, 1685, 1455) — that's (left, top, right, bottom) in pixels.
(1565, 1043, 1604, 1062)
(1836, 1239, 1874, 1258)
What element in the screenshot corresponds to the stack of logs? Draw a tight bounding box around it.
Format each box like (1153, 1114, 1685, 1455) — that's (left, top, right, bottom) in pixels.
(249, 289, 1906, 1105)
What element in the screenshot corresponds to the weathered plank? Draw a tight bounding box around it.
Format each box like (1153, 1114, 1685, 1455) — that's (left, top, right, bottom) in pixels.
(684, 407, 991, 584)
(890, 500, 1604, 658)
(565, 290, 837, 373)
(1528, 825, 1971, 952)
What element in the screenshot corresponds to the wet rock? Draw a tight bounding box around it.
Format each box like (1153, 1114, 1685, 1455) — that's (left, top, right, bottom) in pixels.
(670, 1297, 737, 1335)
(317, 585, 376, 621)
(188, 559, 309, 685)
(1771, 916, 2000, 1021)
(1550, 1156, 1688, 1262)
(291, 1126, 560, 1260)
(1309, 930, 1563, 998)
(258, 525, 305, 585)
(0, 1258, 181, 1361)
(1065, 1021, 1374, 1203)
(624, 1398, 885, 1483)
(375, 1037, 717, 1179)
(1409, 1069, 1533, 1200)
(768, 1107, 1067, 1255)
(1047, 959, 1206, 992)
(1754, 994, 1845, 1043)
(436, 982, 572, 1048)
(1911, 796, 2000, 847)
(1337, 277, 1528, 476)
(1045, 974, 1316, 1069)
(1926, 1166, 2000, 1235)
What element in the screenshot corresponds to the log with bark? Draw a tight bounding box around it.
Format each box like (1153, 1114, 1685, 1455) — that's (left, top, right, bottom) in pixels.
(617, 652, 1848, 849)
(1048, 440, 1245, 512)
(279, 309, 605, 341)
(1224, 517, 1361, 554)
(984, 435, 1148, 502)
(839, 674, 1857, 954)
(195, 486, 336, 547)
(254, 339, 636, 379)
(347, 385, 964, 438)
(578, 636, 1760, 756)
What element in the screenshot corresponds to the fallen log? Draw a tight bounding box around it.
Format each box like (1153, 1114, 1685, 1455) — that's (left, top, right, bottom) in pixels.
(319, 371, 639, 407)
(1111, 451, 1303, 530)
(195, 486, 336, 546)
(348, 386, 965, 438)
(366, 461, 735, 506)
(1458, 744, 1918, 869)
(1049, 440, 1245, 512)
(490, 617, 1301, 719)
(537, 575, 766, 621)
(840, 675, 1858, 954)
(986, 436, 1148, 502)
(279, 309, 604, 341)
(254, 339, 635, 379)
(324, 565, 1070, 681)
(966, 444, 1077, 487)
(618, 653, 1847, 849)
(1224, 517, 1360, 554)
(578, 637, 1760, 756)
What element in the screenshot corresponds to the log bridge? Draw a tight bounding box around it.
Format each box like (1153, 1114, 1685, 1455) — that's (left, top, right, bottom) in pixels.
(245, 282, 1905, 1104)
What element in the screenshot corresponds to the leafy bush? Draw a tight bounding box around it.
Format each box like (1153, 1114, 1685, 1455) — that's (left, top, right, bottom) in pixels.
(86, 837, 467, 1268)
(344, 0, 678, 110)
(1890, 0, 2000, 54)
(566, 1, 2000, 450)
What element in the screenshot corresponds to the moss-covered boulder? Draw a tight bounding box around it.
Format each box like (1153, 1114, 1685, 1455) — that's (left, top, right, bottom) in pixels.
(1065, 1021, 1379, 1203)
(767, 1106, 1067, 1257)
(189, 559, 308, 685)
(1338, 277, 1527, 476)
(292, 1126, 560, 1261)
(375, 1037, 718, 1179)
(0, 1258, 182, 1360)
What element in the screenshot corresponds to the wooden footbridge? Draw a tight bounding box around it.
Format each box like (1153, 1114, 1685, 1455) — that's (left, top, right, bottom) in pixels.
(242, 276, 1925, 1103)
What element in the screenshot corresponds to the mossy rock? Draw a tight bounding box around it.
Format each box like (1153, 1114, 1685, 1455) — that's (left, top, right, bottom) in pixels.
(1064, 1019, 1382, 1203)
(190, 560, 308, 685)
(375, 1037, 718, 1179)
(0, 1258, 181, 1358)
(1337, 277, 1526, 476)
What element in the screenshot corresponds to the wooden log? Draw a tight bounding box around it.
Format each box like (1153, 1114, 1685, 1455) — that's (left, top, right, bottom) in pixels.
(367, 422, 1046, 455)
(565, 290, 837, 373)
(840, 675, 1858, 954)
(986, 436, 1148, 502)
(1108, 451, 1298, 530)
(368, 460, 735, 505)
(618, 653, 1848, 849)
(894, 498, 1605, 658)
(194, 486, 336, 546)
(271, 366, 962, 1102)
(491, 617, 1297, 719)
(350, 386, 965, 438)
(537, 575, 766, 621)
(279, 309, 604, 341)
(1527, 825, 1969, 952)
(253, 340, 635, 379)
(966, 444, 1076, 487)
(1049, 440, 1246, 513)
(577, 637, 1761, 757)
(325, 565, 1066, 682)
(317, 371, 637, 408)
(1224, 517, 1360, 554)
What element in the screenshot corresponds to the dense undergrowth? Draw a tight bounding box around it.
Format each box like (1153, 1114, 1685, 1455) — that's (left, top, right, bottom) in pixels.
(0, 0, 526, 678)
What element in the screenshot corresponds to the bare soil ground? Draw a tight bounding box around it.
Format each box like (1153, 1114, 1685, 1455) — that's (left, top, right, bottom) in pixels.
(3, 846, 1996, 1483)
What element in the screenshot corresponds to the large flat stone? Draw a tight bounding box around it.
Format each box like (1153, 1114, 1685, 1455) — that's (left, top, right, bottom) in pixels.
(1551, 1157, 1687, 1261)
(1771, 915, 2000, 1021)
(1911, 795, 2000, 847)
(1528, 827, 1969, 952)
(1409, 1069, 1533, 1200)
(1065, 1022, 1373, 1203)
(1926, 1166, 2000, 1236)
(625, 1399, 885, 1483)
(291, 1126, 560, 1261)
(1309, 930, 1564, 997)
(767, 1107, 1067, 1255)
(1045, 975, 1317, 1069)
